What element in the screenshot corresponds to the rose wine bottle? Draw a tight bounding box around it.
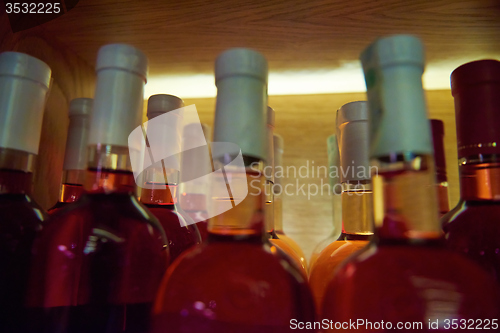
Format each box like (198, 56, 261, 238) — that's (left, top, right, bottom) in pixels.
(430, 119, 450, 217)
(309, 101, 373, 311)
(151, 48, 315, 333)
(48, 98, 92, 214)
(27, 44, 169, 333)
(272, 134, 308, 270)
(310, 134, 342, 268)
(0, 52, 51, 333)
(265, 107, 308, 276)
(322, 35, 500, 329)
(139, 94, 201, 262)
(179, 123, 212, 241)
(442, 59, 500, 284)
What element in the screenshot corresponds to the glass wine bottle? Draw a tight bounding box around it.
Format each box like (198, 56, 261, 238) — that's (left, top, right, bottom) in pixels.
(322, 35, 500, 328)
(309, 101, 373, 311)
(151, 48, 315, 333)
(265, 107, 308, 277)
(442, 59, 500, 284)
(0, 51, 51, 333)
(139, 94, 201, 262)
(179, 123, 212, 241)
(48, 98, 92, 214)
(272, 134, 308, 271)
(27, 44, 169, 333)
(309, 134, 342, 268)
(430, 119, 450, 217)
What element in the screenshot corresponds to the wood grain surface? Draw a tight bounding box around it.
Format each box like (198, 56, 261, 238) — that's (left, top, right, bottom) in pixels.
(26, 0, 500, 76)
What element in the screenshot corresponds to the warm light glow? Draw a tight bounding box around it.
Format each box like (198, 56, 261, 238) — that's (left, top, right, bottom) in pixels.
(144, 57, 500, 98)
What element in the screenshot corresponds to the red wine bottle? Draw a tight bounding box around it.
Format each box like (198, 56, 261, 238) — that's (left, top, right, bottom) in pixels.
(49, 98, 92, 214)
(140, 94, 201, 262)
(430, 119, 450, 217)
(151, 48, 315, 333)
(27, 44, 169, 333)
(442, 59, 500, 284)
(0, 51, 51, 333)
(179, 123, 212, 240)
(322, 35, 500, 329)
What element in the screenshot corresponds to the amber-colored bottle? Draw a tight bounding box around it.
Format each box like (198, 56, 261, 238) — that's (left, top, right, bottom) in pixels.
(139, 94, 201, 262)
(27, 44, 169, 333)
(0, 52, 51, 333)
(179, 123, 212, 240)
(309, 101, 373, 310)
(322, 35, 500, 329)
(310, 134, 342, 268)
(442, 59, 500, 284)
(151, 48, 315, 333)
(272, 134, 308, 270)
(49, 98, 92, 214)
(265, 107, 308, 276)
(430, 119, 450, 217)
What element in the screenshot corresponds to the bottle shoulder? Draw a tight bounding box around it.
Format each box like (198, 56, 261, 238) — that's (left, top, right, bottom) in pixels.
(324, 243, 500, 318)
(442, 199, 500, 233)
(153, 240, 316, 326)
(0, 193, 47, 230)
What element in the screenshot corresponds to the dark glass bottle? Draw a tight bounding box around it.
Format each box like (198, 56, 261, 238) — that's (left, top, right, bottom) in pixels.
(442, 59, 500, 284)
(151, 48, 315, 333)
(0, 51, 51, 333)
(322, 35, 500, 329)
(430, 119, 450, 217)
(139, 94, 201, 262)
(49, 98, 92, 214)
(27, 44, 169, 333)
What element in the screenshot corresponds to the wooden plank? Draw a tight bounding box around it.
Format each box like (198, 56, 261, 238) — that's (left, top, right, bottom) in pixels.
(31, 0, 500, 76)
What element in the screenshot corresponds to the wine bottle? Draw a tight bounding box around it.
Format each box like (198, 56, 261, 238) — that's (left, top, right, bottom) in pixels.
(309, 134, 342, 268)
(179, 123, 212, 240)
(48, 98, 92, 214)
(322, 35, 500, 328)
(151, 48, 315, 333)
(27, 44, 169, 333)
(265, 107, 308, 276)
(272, 133, 308, 271)
(0, 51, 51, 333)
(140, 94, 201, 262)
(442, 59, 500, 284)
(309, 101, 373, 311)
(430, 119, 450, 217)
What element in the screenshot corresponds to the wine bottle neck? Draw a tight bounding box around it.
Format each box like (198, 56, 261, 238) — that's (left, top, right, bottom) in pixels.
(436, 182, 450, 216)
(58, 170, 86, 203)
(83, 144, 135, 194)
(459, 155, 500, 201)
(341, 182, 374, 235)
(0, 147, 35, 195)
(372, 154, 442, 242)
(264, 180, 274, 233)
(274, 193, 283, 232)
(208, 163, 266, 238)
(139, 167, 178, 205)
